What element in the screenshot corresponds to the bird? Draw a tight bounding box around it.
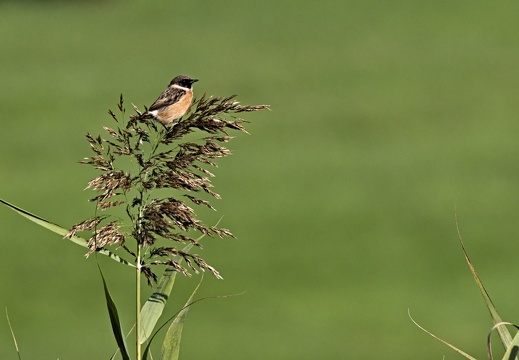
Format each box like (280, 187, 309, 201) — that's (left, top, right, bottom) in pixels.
(146, 75, 198, 124)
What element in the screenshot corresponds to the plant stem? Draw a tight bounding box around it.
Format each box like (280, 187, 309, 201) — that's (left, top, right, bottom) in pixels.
(136, 244, 142, 359)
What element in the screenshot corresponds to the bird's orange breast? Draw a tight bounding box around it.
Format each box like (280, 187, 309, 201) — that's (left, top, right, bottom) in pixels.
(156, 90, 193, 124)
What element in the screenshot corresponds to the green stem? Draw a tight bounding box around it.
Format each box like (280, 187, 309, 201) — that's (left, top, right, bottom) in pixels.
(133, 126, 163, 359)
(136, 244, 142, 359)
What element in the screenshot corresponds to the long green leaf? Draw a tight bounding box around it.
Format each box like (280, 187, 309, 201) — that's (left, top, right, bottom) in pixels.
(160, 277, 203, 360)
(139, 244, 193, 344)
(141, 279, 204, 360)
(139, 268, 178, 344)
(504, 343, 519, 360)
(0, 198, 132, 267)
(141, 290, 240, 360)
(99, 265, 130, 360)
(139, 220, 222, 346)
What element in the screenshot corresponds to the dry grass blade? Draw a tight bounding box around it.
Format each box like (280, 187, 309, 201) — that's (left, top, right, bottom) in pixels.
(455, 211, 512, 349)
(5, 308, 22, 360)
(408, 310, 477, 360)
(487, 322, 519, 360)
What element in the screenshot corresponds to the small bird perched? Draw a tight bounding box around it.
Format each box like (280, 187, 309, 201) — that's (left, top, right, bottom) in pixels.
(147, 75, 198, 124)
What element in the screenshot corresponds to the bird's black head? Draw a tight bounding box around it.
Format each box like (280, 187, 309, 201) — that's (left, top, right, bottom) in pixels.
(170, 75, 199, 89)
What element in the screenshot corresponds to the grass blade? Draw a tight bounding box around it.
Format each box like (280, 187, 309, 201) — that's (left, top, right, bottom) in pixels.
(141, 281, 205, 360)
(456, 215, 512, 349)
(99, 265, 130, 360)
(141, 289, 241, 360)
(504, 343, 519, 360)
(139, 244, 193, 344)
(0, 198, 132, 267)
(5, 308, 22, 360)
(160, 276, 203, 360)
(139, 221, 220, 345)
(409, 310, 477, 360)
(139, 267, 178, 344)
(485, 322, 519, 360)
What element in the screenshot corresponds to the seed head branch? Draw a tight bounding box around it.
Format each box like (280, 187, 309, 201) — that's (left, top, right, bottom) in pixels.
(67, 93, 268, 284)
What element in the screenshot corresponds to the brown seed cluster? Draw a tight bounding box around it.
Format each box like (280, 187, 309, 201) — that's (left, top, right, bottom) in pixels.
(66, 94, 268, 284)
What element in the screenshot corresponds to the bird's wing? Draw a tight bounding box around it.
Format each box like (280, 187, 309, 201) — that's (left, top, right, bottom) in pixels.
(148, 88, 186, 111)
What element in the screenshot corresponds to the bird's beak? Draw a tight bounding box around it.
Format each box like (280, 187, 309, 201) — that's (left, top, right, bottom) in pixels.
(192, 79, 199, 83)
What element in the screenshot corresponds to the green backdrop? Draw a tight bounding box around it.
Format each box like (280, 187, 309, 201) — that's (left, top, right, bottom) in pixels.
(1, 1, 519, 358)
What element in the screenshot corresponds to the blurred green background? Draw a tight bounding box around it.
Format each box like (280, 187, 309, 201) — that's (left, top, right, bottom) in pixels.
(2, 1, 519, 358)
